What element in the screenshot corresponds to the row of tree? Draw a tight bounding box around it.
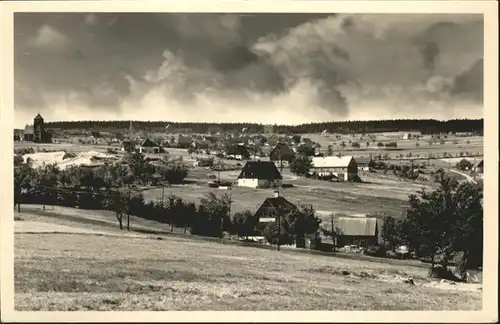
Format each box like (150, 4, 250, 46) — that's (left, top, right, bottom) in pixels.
(14, 157, 322, 245)
(381, 170, 483, 280)
(43, 119, 483, 135)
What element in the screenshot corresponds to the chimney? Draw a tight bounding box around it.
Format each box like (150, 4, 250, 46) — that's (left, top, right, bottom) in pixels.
(273, 190, 280, 198)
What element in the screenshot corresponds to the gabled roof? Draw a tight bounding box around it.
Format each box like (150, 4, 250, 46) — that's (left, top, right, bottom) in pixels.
(34, 113, 43, 121)
(254, 196, 298, 218)
(355, 156, 373, 165)
(140, 138, 159, 147)
(237, 161, 282, 180)
(311, 156, 355, 168)
(24, 125, 34, 134)
(269, 142, 295, 161)
(321, 217, 378, 236)
(473, 159, 483, 168)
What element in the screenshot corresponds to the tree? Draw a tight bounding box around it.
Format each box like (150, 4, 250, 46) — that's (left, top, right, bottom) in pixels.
(351, 142, 361, 148)
(289, 155, 312, 176)
(452, 182, 483, 279)
(381, 216, 402, 248)
(321, 215, 342, 251)
(327, 145, 334, 156)
(288, 204, 321, 248)
(296, 144, 315, 157)
(292, 135, 301, 144)
(231, 210, 259, 239)
(102, 190, 128, 230)
(400, 170, 482, 278)
(197, 192, 231, 237)
(456, 159, 472, 171)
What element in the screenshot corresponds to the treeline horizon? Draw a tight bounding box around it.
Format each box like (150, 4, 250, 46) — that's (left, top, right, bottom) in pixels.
(27, 118, 483, 135)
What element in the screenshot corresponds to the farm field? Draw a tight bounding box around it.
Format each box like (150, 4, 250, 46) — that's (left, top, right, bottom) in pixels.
(14, 217, 482, 311)
(145, 168, 435, 218)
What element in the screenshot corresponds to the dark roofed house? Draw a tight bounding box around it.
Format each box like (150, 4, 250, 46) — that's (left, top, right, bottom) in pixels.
(356, 156, 373, 171)
(138, 138, 160, 154)
(226, 144, 250, 160)
(269, 142, 296, 170)
(254, 191, 298, 222)
(237, 160, 283, 188)
(254, 191, 302, 245)
(472, 159, 483, 173)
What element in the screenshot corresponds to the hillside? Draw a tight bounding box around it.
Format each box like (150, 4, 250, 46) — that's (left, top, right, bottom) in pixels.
(15, 210, 482, 311)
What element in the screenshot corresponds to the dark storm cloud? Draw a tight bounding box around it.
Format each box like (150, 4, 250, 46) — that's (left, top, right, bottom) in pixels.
(14, 13, 484, 123)
(15, 12, 330, 111)
(451, 59, 483, 102)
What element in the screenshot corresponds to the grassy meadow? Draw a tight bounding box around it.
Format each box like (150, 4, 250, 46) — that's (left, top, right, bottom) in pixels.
(15, 216, 482, 311)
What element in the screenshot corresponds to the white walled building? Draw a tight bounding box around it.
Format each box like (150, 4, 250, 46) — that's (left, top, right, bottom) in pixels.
(237, 161, 283, 189)
(311, 156, 359, 182)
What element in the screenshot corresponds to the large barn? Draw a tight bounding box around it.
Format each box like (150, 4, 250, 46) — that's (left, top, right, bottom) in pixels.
(310, 156, 358, 181)
(237, 161, 283, 189)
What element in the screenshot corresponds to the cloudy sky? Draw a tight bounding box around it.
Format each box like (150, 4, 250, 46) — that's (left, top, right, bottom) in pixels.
(14, 13, 483, 127)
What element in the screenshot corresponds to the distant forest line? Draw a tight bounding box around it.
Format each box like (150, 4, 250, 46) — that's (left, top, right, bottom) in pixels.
(39, 119, 483, 135)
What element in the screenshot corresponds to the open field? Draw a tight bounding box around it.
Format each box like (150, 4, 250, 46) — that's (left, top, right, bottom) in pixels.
(146, 168, 436, 218)
(15, 216, 482, 311)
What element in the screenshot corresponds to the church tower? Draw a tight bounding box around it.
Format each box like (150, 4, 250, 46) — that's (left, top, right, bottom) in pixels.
(33, 113, 44, 143)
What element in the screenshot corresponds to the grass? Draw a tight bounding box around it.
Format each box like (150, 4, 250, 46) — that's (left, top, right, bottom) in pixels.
(15, 229, 482, 311)
(143, 169, 434, 218)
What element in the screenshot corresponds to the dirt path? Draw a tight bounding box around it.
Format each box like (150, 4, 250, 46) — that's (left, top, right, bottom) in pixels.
(449, 169, 477, 184)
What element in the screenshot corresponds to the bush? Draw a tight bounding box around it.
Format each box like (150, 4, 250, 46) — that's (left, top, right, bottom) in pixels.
(62, 152, 77, 160)
(14, 155, 24, 166)
(363, 245, 387, 257)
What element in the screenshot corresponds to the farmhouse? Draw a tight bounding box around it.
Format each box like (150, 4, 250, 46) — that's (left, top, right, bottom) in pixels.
(138, 138, 161, 154)
(322, 216, 380, 248)
(237, 161, 283, 189)
(311, 156, 358, 182)
(254, 191, 302, 245)
(269, 142, 296, 168)
(254, 191, 298, 222)
(356, 156, 373, 171)
(472, 159, 483, 173)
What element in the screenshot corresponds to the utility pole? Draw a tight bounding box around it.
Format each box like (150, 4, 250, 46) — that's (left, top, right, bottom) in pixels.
(161, 182, 165, 206)
(277, 209, 281, 252)
(127, 187, 131, 231)
(330, 213, 337, 251)
(221, 186, 232, 243)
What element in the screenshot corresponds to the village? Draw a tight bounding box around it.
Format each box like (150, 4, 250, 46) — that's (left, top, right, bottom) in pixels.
(14, 113, 484, 255)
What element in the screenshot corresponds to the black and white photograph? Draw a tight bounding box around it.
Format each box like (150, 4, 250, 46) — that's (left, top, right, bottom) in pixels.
(1, 0, 498, 322)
